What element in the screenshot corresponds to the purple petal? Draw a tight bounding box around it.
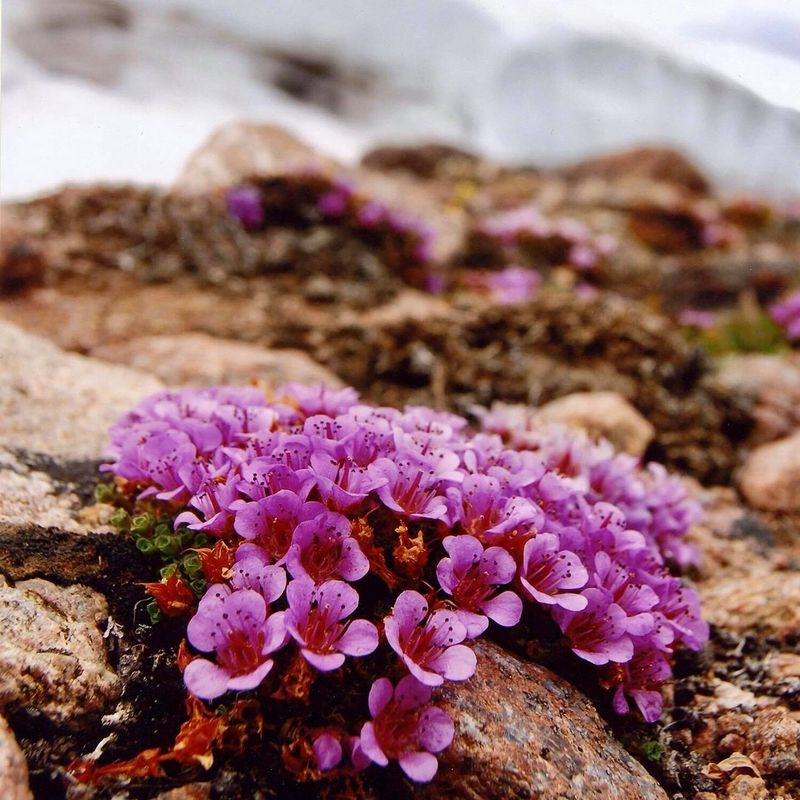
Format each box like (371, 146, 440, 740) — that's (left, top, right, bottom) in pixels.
(481, 545, 517, 584)
(347, 736, 371, 771)
(316, 580, 359, 621)
(442, 534, 483, 575)
(368, 677, 394, 718)
(456, 609, 489, 639)
(302, 649, 346, 672)
(405, 658, 444, 687)
(313, 733, 343, 772)
(633, 690, 664, 723)
(184, 658, 230, 700)
(227, 658, 274, 691)
(337, 619, 379, 657)
(416, 706, 455, 753)
(480, 590, 523, 628)
(262, 610, 288, 654)
(338, 539, 370, 581)
(435, 557, 457, 595)
(398, 751, 439, 783)
(286, 577, 315, 616)
(428, 644, 477, 682)
(360, 721, 388, 766)
(394, 675, 432, 711)
(390, 590, 429, 635)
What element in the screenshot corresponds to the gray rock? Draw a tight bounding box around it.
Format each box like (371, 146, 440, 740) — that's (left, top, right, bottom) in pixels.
(0, 320, 163, 460)
(89, 332, 343, 389)
(0, 576, 120, 722)
(420, 640, 667, 800)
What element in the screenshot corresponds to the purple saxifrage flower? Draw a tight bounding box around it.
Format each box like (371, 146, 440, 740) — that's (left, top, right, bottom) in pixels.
(226, 186, 265, 229)
(436, 535, 522, 637)
(184, 587, 287, 700)
(519, 533, 588, 611)
(284, 511, 369, 584)
(284, 577, 378, 671)
(360, 675, 454, 783)
(384, 590, 476, 686)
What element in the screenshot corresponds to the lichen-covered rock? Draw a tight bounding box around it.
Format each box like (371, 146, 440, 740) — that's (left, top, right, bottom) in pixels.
(419, 640, 667, 800)
(738, 431, 800, 512)
(0, 320, 163, 459)
(533, 390, 655, 456)
(90, 333, 342, 388)
(0, 714, 32, 800)
(0, 576, 120, 722)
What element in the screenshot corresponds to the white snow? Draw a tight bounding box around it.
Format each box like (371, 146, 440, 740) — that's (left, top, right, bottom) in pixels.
(3, 0, 800, 200)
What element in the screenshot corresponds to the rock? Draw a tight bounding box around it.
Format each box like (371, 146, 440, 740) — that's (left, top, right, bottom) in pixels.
(89, 333, 343, 389)
(561, 147, 709, 194)
(420, 640, 667, 800)
(700, 564, 800, 640)
(174, 122, 338, 193)
(746, 707, 800, 776)
(715, 353, 800, 445)
(0, 320, 163, 460)
(534, 391, 655, 456)
(0, 714, 32, 800)
(738, 432, 800, 512)
(0, 576, 120, 722)
(0, 447, 111, 534)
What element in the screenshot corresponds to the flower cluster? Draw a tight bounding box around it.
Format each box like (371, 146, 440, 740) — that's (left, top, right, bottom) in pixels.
(769, 290, 800, 343)
(463, 265, 542, 305)
(466, 205, 617, 273)
(104, 383, 706, 783)
(225, 174, 435, 279)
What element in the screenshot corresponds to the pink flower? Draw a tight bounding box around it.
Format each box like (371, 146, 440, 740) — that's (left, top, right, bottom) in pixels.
(384, 590, 476, 686)
(284, 578, 378, 671)
(436, 535, 522, 637)
(233, 490, 325, 562)
(229, 558, 287, 604)
(611, 646, 672, 723)
(284, 511, 369, 584)
(553, 588, 633, 666)
(519, 533, 588, 611)
(184, 587, 287, 700)
(369, 457, 449, 520)
(360, 676, 454, 783)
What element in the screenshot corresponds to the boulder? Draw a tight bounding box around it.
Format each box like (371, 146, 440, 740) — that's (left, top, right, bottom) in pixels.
(534, 390, 655, 456)
(90, 332, 342, 388)
(0, 320, 163, 460)
(0, 576, 120, 722)
(0, 714, 32, 800)
(715, 353, 800, 445)
(420, 640, 667, 800)
(174, 122, 338, 193)
(738, 432, 800, 512)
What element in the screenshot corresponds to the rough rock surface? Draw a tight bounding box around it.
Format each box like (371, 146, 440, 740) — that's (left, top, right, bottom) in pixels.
(0, 576, 120, 722)
(421, 640, 667, 800)
(738, 431, 800, 512)
(0, 714, 32, 800)
(0, 320, 163, 460)
(0, 447, 112, 534)
(715, 353, 800, 445)
(90, 333, 343, 388)
(533, 390, 655, 456)
(174, 122, 337, 193)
